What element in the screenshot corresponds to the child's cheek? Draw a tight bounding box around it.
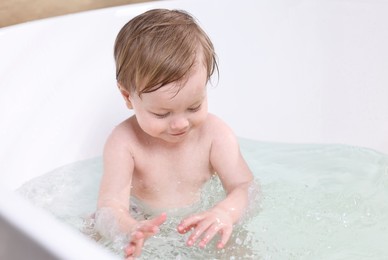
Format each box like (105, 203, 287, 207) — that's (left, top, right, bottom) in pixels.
(193, 110, 208, 127)
(148, 120, 167, 135)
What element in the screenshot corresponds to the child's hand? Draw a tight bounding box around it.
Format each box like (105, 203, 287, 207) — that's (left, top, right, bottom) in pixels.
(177, 208, 233, 249)
(125, 213, 167, 259)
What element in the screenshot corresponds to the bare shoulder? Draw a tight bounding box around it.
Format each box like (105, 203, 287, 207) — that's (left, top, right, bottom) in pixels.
(111, 116, 136, 136)
(104, 116, 137, 153)
(205, 113, 238, 142)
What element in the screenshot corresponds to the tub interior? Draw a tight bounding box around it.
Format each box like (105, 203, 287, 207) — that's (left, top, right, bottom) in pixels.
(1, 0, 388, 258)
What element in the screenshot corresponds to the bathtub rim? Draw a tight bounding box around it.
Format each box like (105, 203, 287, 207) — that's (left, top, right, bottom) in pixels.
(0, 186, 120, 259)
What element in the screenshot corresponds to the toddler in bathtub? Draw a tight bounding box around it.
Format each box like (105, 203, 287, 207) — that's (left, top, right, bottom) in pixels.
(96, 9, 255, 259)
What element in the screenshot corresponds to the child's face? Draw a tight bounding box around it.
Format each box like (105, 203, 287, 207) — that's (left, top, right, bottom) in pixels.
(129, 63, 208, 144)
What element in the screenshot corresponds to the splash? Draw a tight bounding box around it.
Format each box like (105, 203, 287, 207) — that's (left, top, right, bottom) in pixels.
(17, 139, 388, 259)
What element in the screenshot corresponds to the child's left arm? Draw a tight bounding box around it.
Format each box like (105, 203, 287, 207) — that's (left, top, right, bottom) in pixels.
(177, 120, 254, 249)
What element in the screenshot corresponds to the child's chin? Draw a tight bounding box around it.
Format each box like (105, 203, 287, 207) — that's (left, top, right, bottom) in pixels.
(163, 135, 188, 143)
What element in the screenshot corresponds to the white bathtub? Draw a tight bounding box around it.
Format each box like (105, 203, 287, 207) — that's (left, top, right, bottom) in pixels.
(1, 0, 388, 258)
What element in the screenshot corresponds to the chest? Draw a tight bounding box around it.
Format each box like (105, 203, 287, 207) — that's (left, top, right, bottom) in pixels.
(131, 140, 213, 194)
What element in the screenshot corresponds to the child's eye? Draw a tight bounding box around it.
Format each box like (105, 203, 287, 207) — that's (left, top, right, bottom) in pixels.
(188, 104, 202, 112)
(152, 112, 170, 119)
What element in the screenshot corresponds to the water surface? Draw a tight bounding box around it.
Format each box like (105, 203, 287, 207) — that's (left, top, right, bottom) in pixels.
(18, 139, 388, 259)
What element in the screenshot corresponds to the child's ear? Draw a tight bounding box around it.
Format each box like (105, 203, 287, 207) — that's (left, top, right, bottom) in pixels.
(117, 83, 133, 109)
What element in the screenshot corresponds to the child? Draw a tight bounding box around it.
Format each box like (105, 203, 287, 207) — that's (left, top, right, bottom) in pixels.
(96, 9, 255, 259)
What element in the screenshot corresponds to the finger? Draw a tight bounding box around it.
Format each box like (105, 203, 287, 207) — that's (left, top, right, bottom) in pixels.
(125, 244, 135, 256)
(149, 212, 167, 226)
(131, 230, 145, 240)
(198, 223, 224, 248)
(136, 213, 167, 236)
(177, 223, 196, 234)
(136, 223, 160, 235)
(178, 214, 204, 233)
(125, 231, 143, 256)
(186, 219, 213, 247)
(126, 237, 144, 257)
(217, 226, 233, 249)
(125, 240, 141, 258)
(133, 238, 144, 257)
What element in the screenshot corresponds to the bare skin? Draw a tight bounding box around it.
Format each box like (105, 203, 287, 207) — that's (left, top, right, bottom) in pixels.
(97, 53, 254, 259)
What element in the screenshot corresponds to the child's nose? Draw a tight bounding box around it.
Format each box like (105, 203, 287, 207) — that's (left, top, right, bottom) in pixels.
(170, 116, 189, 130)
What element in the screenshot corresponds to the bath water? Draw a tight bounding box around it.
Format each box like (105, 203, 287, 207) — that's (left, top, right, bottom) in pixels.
(17, 139, 388, 259)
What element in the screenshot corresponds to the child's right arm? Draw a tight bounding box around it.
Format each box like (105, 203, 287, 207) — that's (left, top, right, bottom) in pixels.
(97, 126, 136, 235)
(96, 127, 166, 258)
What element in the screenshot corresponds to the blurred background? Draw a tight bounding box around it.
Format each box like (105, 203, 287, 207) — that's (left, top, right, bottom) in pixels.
(0, 0, 151, 27)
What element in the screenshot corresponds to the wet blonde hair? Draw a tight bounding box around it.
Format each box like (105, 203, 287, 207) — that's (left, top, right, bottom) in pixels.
(114, 9, 218, 95)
